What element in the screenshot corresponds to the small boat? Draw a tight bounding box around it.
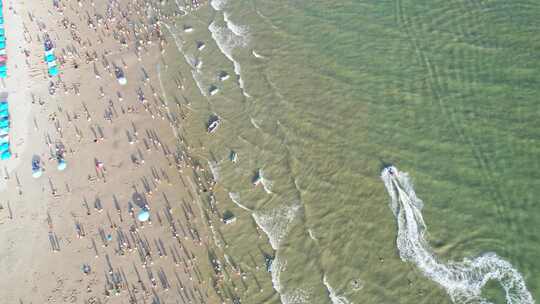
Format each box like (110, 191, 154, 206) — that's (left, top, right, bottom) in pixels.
(207, 115, 220, 133)
(229, 150, 238, 163)
(252, 169, 262, 186)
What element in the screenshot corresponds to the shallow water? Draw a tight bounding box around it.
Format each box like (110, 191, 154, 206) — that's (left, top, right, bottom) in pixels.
(159, 0, 540, 303)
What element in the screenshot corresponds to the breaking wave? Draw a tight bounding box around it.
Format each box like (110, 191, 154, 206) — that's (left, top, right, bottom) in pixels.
(208, 12, 250, 97)
(323, 275, 352, 304)
(210, 0, 227, 11)
(208, 160, 220, 182)
(252, 202, 299, 250)
(228, 192, 251, 211)
(381, 166, 534, 304)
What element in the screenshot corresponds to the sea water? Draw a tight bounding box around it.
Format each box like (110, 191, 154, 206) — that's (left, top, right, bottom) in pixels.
(159, 0, 540, 303)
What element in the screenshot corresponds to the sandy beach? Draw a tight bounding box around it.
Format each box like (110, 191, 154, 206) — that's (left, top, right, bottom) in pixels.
(0, 0, 225, 303)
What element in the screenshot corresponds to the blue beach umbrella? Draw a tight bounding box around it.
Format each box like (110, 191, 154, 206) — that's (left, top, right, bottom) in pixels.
(0, 102, 7, 111)
(0, 29, 4, 36)
(0, 65, 6, 72)
(0, 36, 5, 43)
(137, 210, 150, 222)
(0, 126, 9, 134)
(0, 42, 5, 50)
(0, 18, 4, 25)
(0, 142, 8, 152)
(48, 66, 59, 76)
(0, 108, 8, 118)
(0, 70, 6, 78)
(0, 120, 9, 128)
(0, 149, 11, 160)
(45, 54, 56, 62)
(57, 159, 67, 171)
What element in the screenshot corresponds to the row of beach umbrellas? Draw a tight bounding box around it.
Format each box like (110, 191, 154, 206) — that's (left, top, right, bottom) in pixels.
(0, 99, 10, 160)
(0, 0, 7, 79)
(44, 35, 59, 76)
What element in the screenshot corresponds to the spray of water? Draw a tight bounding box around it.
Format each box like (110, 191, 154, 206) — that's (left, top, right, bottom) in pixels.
(381, 166, 534, 304)
(323, 274, 352, 304)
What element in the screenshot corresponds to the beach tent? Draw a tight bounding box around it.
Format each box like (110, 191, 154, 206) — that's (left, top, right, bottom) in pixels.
(1, 149, 11, 160)
(48, 66, 59, 76)
(137, 210, 150, 222)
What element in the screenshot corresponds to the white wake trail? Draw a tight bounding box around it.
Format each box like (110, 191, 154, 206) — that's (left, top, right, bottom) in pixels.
(381, 166, 534, 304)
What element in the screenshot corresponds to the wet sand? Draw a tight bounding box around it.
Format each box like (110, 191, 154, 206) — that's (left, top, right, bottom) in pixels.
(0, 0, 220, 303)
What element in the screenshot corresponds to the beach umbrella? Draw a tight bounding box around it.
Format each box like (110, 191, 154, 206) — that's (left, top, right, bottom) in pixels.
(0, 36, 5, 43)
(0, 109, 8, 118)
(45, 54, 56, 62)
(1, 149, 11, 160)
(0, 64, 6, 72)
(118, 76, 127, 85)
(0, 41, 5, 49)
(137, 210, 150, 222)
(47, 60, 57, 68)
(57, 159, 67, 171)
(32, 169, 42, 178)
(48, 66, 59, 76)
(0, 134, 8, 143)
(0, 142, 8, 152)
(0, 70, 6, 78)
(0, 102, 7, 111)
(0, 120, 9, 128)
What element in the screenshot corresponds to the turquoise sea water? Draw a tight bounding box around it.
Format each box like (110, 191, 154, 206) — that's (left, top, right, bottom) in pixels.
(159, 0, 539, 303)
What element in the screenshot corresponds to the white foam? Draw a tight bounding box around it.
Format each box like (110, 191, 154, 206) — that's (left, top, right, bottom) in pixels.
(210, 0, 227, 11)
(250, 117, 261, 129)
(161, 22, 208, 97)
(252, 49, 266, 59)
(323, 275, 352, 304)
(271, 253, 284, 293)
(252, 203, 299, 250)
(208, 18, 250, 97)
(381, 167, 534, 304)
(281, 288, 311, 304)
(191, 70, 207, 97)
(259, 169, 273, 194)
(228, 192, 252, 211)
(307, 229, 317, 241)
(208, 160, 220, 182)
